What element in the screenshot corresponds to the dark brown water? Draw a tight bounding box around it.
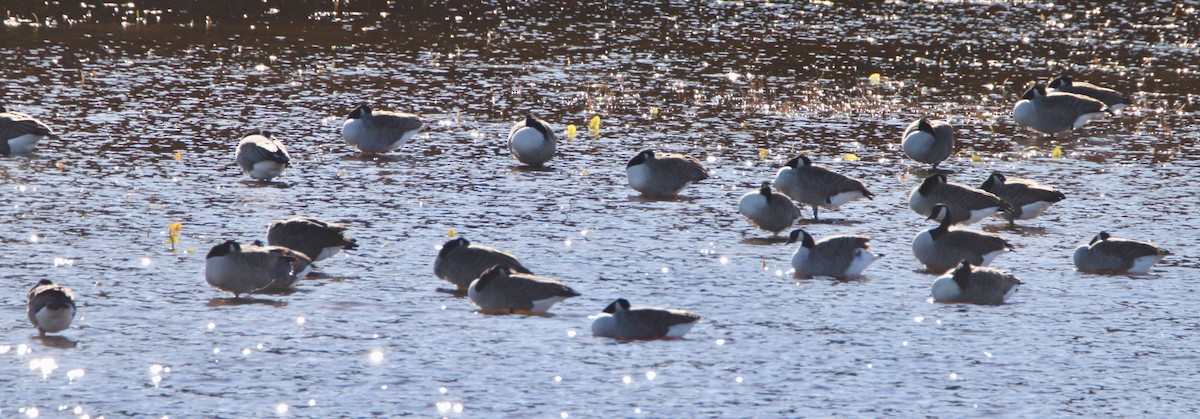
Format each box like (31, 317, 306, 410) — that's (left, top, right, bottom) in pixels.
(2, 1, 1198, 416)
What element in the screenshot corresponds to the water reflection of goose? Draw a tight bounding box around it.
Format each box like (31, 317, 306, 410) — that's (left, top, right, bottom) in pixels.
(625, 150, 709, 197)
(786, 229, 881, 278)
(1013, 83, 1108, 135)
(434, 237, 533, 291)
(1, 105, 57, 155)
(772, 155, 873, 221)
(901, 117, 954, 170)
(468, 266, 579, 314)
(912, 205, 1013, 271)
(591, 299, 700, 340)
(235, 129, 291, 181)
(341, 104, 424, 153)
(508, 114, 557, 166)
(1048, 76, 1132, 110)
(739, 182, 801, 235)
(909, 173, 1008, 225)
(27, 280, 76, 336)
(1073, 232, 1170, 274)
(931, 261, 1022, 305)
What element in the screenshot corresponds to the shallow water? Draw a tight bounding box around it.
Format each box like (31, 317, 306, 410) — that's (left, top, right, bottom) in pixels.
(2, 1, 1198, 416)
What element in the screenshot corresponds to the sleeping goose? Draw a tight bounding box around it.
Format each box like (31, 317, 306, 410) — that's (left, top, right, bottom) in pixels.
(434, 237, 533, 291)
(625, 150, 709, 197)
(738, 182, 802, 235)
(912, 205, 1014, 272)
(1013, 83, 1109, 135)
(341, 104, 424, 153)
(901, 118, 954, 170)
(27, 280, 76, 336)
(772, 154, 874, 220)
(931, 261, 1022, 305)
(786, 229, 881, 278)
(467, 266, 580, 314)
(1, 105, 57, 155)
(246, 241, 313, 289)
(205, 240, 310, 297)
(1048, 76, 1132, 110)
(266, 217, 358, 262)
(235, 129, 291, 181)
(591, 298, 701, 340)
(508, 114, 557, 166)
(1073, 231, 1171, 274)
(979, 172, 1066, 225)
(909, 173, 1009, 225)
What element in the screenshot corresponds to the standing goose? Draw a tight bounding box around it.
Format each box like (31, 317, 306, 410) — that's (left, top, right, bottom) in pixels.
(508, 114, 556, 166)
(205, 240, 311, 297)
(786, 229, 882, 278)
(931, 261, 1022, 305)
(27, 280, 76, 336)
(467, 266, 580, 314)
(772, 155, 874, 221)
(434, 237, 533, 291)
(591, 299, 701, 340)
(1048, 76, 1132, 110)
(625, 150, 709, 197)
(235, 129, 291, 181)
(979, 172, 1066, 225)
(1, 105, 57, 155)
(266, 217, 358, 262)
(738, 182, 802, 235)
(341, 104, 424, 153)
(1013, 83, 1109, 135)
(901, 117, 955, 170)
(1073, 232, 1171, 274)
(912, 205, 1014, 271)
(909, 173, 1009, 225)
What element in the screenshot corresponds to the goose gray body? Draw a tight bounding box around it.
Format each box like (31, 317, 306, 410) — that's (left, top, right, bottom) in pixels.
(508, 114, 556, 166)
(342, 104, 424, 152)
(980, 172, 1065, 224)
(1013, 84, 1108, 135)
(205, 240, 311, 297)
(266, 217, 358, 262)
(912, 205, 1013, 271)
(909, 173, 1009, 225)
(434, 237, 533, 290)
(235, 129, 291, 180)
(738, 182, 801, 235)
(1073, 232, 1170, 274)
(467, 266, 580, 313)
(591, 299, 701, 340)
(772, 155, 873, 220)
(1048, 76, 1132, 110)
(787, 229, 881, 278)
(0, 106, 55, 155)
(245, 241, 313, 290)
(931, 261, 1022, 305)
(27, 280, 76, 336)
(625, 150, 709, 197)
(902, 118, 954, 169)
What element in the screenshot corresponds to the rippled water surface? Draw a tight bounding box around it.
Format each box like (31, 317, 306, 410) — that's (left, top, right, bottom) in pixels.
(2, 1, 1199, 416)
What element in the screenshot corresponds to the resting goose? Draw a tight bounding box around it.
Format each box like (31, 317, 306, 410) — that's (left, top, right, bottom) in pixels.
(508, 114, 557, 166)
(786, 229, 881, 278)
(901, 118, 954, 170)
(1073, 232, 1170, 274)
(979, 172, 1066, 225)
(0, 105, 57, 155)
(342, 104, 424, 153)
(434, 237, 533, 291)
(27, 280, 76, 336)
(1048, 76, 1132, 110)
(912, 205, 1014, 271)
(591, 299, 701, 340)
(909, 173, 1009, 225)
(266, 217, 358, 262)
(931, 261, 1022, 305)
(1013, 83, 1108, 135)
(738, 182, 802, 235)
(468, 266, 580, 314)
(235, 129, 291, 181)
(205, 240, 311, 297)
(772, 154, 874, 220)
(625, 150, 709, 197)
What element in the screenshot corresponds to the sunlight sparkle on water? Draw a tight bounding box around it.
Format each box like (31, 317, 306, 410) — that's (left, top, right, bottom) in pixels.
(296, 316, 306, 325)
(566, 330, 577, 338)
(30, 357, 58, 378)
(141, 257, 152, 267)
(913, 316, 924, 323)
(646, 371, 656, 380)
(439, 387, 448, 394)
(22, 407, 38, 417)
(950, 372, 959, 380)
(554, 375, 562, 382)
(18, 343, 31, 356)
(622, 375, 632, 384)
(369, 350, 384, 364)
(275, 404, 287, 414)
(715, 339, 725, 346)
(67, 368, 84, 382)
(561, 412, 569, 419)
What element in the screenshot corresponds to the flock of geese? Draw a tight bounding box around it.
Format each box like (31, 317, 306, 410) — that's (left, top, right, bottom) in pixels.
(3, 75, 1172, 341)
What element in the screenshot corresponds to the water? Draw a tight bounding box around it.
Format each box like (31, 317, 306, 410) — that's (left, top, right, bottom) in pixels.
(2, 1, 1198, 416)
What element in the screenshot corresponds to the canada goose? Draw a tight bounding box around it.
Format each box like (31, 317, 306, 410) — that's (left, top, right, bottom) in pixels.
(625, 150, 709, 197)
(909, 173, 1009, 225)
(235, 130, 291, 180)
(247, 240, 313, 287)
(786, 229, 881, 278)
(508, 114, 556, 166)
(1013, 83, 1108, 135)
(912, 205, 1013, 271)
(901, 118, 954, 170)
(772, 155, 873, 220)
(205, 240, 311, 297)
(1048, 76, 1132, 110)
(931, 261, 1022, 305)
(27, 280, 76, 336)
(467, 266, 580, 314)
(434, 237, 533, 291)
(341, 104, 424, 153)
(1073, 232, 1171, 274)
(591, 299, 701, 340)
(266, 217, 358, 262)
(1, 105, 57, 155)
(979, 172, 1066, 225)
(739, 182, 802, 235)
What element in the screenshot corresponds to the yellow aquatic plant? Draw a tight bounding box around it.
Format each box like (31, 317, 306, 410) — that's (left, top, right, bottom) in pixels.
(588, 115, 600, 135)
(843, 153, 859, 161)
(566, 124, 577, 139)
(167, 222, 182, 250)
(1051, 146, 1063, 158)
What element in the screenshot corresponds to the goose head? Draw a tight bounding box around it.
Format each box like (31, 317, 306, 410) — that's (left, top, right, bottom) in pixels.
(1089, 231, 1111, 245)
(785, 229, 815, 248)
(437, 237, 470, 258)
(602, 298, 632, 314)
(472, 265, 510, 292)
(918, 117, 935, 134)
(918, 173, 947, 195)
(1021, 83, 1048, 101)
(525, 115, 550, 136)
(1048, 76, 1073, 90)
(932, 260, 973, 302)
(347, 104, 372, 119)
(758, 181, 772, 201)
(980, 172, 1007, 192)
(206, 240, 241, 259)
(627, 150, 654, 168)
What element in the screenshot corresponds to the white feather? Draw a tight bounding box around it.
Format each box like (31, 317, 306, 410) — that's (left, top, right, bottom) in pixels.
(930, 274, 962, 303)
(509, 127, 546, 156)
(626, 163, 653, 192)
(902, 130, 934, 159)
(250, 161, 287, 180)
(590, 313, 617, 337)
(1012, 99, 1037, 128)
(7, 134, 41, 154)
(844, 249, 880, 276)
(341, 119, 366, 143)
(825, 191, 865, 208)
(1016, 201, 1054, 220)
(979, 249, 1009, 267)
(315, 246, 343, 262)
(963, 207, 1003, 225)
(1128, 255, 1167, 274)
(530, 296, 569, 313)
(35, 306, 74, 333)
(665, 322, 696, 338)
(790, 247, 811, 273)
(1073, 112, 1106, 130)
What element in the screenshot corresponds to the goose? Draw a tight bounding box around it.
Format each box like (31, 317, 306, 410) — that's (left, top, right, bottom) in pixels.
(205, 240, 311, 297)
(912, 205, 1014, 271)
(1, 105, 57, 155)
(1048, 76, 1132, 110)
(738, 182, 802, 235)
(266, 217, 358, 262)
(901, 117, 954, 170)
(931, 261, 1022, 305)
(772, 155, 873, 220)
(979, 172, 1066, 225)
(786, 229, 882, 278)
(27, 280, 76, 336)
(909, 173, 1009, 225)
(591, 299, 701, 340)
(235, 129, 291, 180)
(1073, 232, 1171, 274)
(625, 150, 709, 197)
(467, 266, 580, 314)
(508, 114, 556, 166)
(1013, 83, 1108, 135)
(247, 240, 314, 287)
(434, 237, 533, 291)
(341, 104, 424, 153)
